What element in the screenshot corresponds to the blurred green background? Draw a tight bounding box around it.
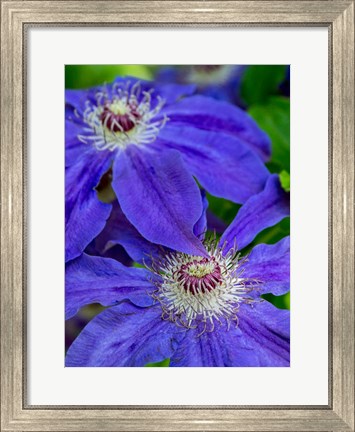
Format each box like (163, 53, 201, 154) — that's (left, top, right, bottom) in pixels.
(65, 65, 290, 366)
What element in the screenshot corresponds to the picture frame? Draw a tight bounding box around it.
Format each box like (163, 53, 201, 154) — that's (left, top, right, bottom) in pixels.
(1, 1, 354, 431)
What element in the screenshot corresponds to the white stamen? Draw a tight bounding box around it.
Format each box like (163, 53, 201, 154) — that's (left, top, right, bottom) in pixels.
(76, 81, 168, 152)
(147, 236, 260, 335)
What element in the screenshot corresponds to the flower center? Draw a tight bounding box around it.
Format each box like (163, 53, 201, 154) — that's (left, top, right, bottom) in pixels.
(176, 257, 222, 294)
(99, 101, 141, 132)
(77, 81, 168, 151)
(193, 65, 223, 74)
(148, 238, 257, 334)
(188, 65, 235, 86)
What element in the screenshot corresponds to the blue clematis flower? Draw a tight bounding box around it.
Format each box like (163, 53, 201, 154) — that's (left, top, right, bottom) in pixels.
(65, 77, 271, 262)
(65, 175, 290, 367)
(156, 65, 247, 106)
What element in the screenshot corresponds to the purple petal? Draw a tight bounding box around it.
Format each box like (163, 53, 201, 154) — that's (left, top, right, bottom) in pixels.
(95, 191, 208, 262)
(66, 303, 185, 366)
(65, 89, 88, 114)
(161, 95, 271, 161)
(170, 301, 289, 367)
(206, 210, 227, 234)
(242, 237, 290, 296)
(156, 125, 269, 203)
(65, 90, 100, 168)
(112, 147, 207, 256)
(237, 301, 290, 366)
(65, 150, 113, 262)
(65, 88, 99, 114)
(148, 82, 196, 106)
(170, 328, 236, 367)
(86, 241, 133, 267)
(220, 174, 290, 252)
(94, 202, 164, 263)
(65, 118, 92, 168)
(65, 253, 156, 319)
(193, 190, 208, 239)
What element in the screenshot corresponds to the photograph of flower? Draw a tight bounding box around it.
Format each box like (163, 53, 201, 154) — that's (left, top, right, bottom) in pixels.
(65, 65, 290, 367)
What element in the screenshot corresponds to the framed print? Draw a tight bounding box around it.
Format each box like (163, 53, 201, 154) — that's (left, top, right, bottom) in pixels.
(1, 1, 354, 431)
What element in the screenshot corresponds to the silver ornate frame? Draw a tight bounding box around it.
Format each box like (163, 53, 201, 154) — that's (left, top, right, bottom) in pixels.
(1, 1, 354, 431)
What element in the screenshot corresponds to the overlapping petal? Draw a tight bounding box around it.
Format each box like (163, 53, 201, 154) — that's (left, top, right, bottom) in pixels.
(65, 150, 113, 262)
(161, 95, 271, 161)
(220, 174, 290, 252)
(65, 253, 156, 319)
(94, 188, 208, 263)
(193, 190, 208, 239)
(112, 147, 207, 257)
(156, 125, 269, 203)
(66, 303, 185, 367)
(93, 202, 164, 263)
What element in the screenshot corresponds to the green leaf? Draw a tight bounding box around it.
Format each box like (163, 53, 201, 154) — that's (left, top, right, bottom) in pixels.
(249, 96, 290, 172)
(65, 65, 154, 89)
(145, 358, 170, 367)
(240, 65, 287, 105)
(262, 291, 290, 310)
(279, 170, 290, 192)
